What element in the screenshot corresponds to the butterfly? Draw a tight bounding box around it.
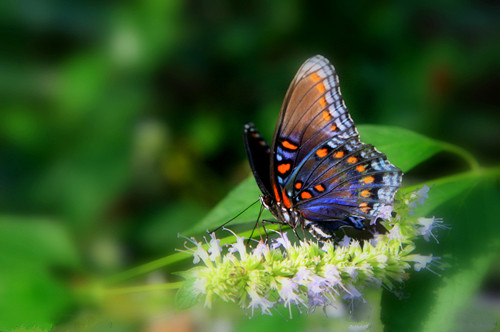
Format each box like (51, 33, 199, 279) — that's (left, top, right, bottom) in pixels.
(244, 55, 403, 242)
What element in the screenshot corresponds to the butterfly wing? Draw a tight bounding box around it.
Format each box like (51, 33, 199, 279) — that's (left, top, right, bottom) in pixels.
(269, 55, 402, 234)
(270, 55, 357, 191)
(243, 122, 273, 197)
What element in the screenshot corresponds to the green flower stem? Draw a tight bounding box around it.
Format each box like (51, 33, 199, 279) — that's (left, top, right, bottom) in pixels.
(104, 252, 190, 285)
(105, 281, 184, 295)
(104, 223, 287, 285)
(438, 141, 481, 171)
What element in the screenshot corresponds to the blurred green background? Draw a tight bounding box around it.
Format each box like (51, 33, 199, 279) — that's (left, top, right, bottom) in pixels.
(0, 0, 498, 330)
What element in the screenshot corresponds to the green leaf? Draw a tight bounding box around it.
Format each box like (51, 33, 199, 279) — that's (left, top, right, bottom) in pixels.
(402, 171, 479, 218)
(0, 217, 79, 330)
(357, 125, 443, 173)
(0, 216, 80, 267)
(175, 278, 202, 310)
(186, 176, 272, 236)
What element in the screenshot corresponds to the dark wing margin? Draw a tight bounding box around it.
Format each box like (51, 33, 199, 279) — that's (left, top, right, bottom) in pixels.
(243, 122, 273, 197)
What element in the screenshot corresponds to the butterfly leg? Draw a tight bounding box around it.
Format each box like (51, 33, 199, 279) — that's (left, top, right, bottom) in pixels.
(247, 204, 266, 246)
(292, 227, 302, 242)
(300, 223, 309, 244)
(262, 219, 287, 242)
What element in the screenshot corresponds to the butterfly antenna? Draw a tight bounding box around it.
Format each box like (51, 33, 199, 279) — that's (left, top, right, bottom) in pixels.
(210, 199, 260, 233)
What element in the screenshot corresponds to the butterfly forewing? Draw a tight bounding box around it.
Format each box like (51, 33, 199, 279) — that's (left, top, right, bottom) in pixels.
(270, 55, 358, 190)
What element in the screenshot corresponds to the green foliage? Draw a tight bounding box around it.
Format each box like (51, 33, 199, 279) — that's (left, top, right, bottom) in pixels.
(0, 217, 78, 330)
(358, 125, 443, 173)
(175, 277, 203, 310)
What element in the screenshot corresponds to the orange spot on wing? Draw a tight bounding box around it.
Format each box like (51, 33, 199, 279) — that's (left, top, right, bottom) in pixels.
(322, 111, 331, 121)
(347, 156, 357, 164)
(316, 148, 328, 158)
(282, 140, 298, 150)
(359, 202, 371, 213)
(310, 73, 321, 82)
(273, 184, 281, 202)
(356, 165, 365, 172)
(333, 151, 344, 158)
(301, 191, 312, 199)
(295, 182, 302, 190)
(319, 97, 327, 108)
(314, 184, 325, 192)
(316, 82, 326, 94)
(282, 189, 292, 209)
(277, 163, 291, 174)
(331, 124, 337, 131)
(361, 190, 370, 198)
(363, 176, 375, 184)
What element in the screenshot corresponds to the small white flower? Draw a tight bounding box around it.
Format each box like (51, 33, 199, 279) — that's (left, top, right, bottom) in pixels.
(179, 235, 210, 265)
(343, 284, 364, 301)
(387, 224, 404, 242)
(207, 232, 222, 261)
(416, 185, 430, 205)
(412, 254, 434, 272)
(252, 241, 270, 257)
(247, 289, 274, 316)
(278, 277, 304, 308)
(343, 266, 359, 280)
(226, 230, 247, 260)
(308, 275, 327, 295)
(338, 235, 352, 247)
(293, 266, 312, 286)
(323, 264, 341, 286)
(409, 184, 430, 214)
(417, 217, 446, 242)
(271, 231, 292, 250)
(378, 205, 394, 220)
(411, 254, 443, 276)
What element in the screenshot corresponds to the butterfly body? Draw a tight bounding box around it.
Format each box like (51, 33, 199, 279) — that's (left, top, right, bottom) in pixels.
(244, 55, 402, 241)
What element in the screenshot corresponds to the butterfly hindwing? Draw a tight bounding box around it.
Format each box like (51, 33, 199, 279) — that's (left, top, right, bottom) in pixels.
(291, 139, 401, 219)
